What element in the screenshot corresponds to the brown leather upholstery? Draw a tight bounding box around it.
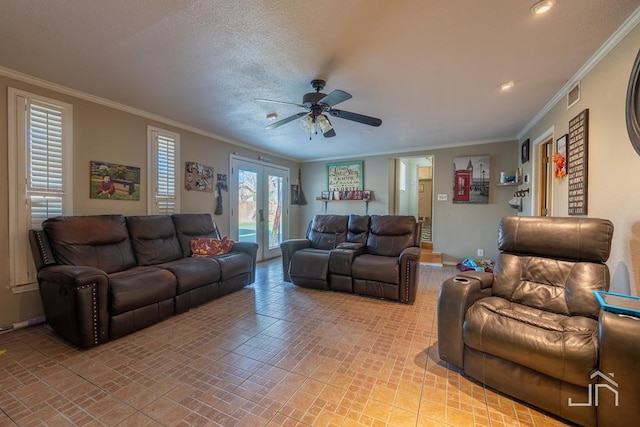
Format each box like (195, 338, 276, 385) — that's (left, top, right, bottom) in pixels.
(307, 215, 349, 249)
(43, 215, 137, 274)
(438, 216, 616, 427)
(30, 213, 258, 348)
(281, 214, 420, 303)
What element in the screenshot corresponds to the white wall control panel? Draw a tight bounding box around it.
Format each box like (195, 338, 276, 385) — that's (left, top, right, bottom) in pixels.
(437, 194, 448, 201)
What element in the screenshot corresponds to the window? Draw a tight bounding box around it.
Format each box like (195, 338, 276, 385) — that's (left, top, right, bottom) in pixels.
(8, 88, 73, 291)
(147, 126, 180, 214)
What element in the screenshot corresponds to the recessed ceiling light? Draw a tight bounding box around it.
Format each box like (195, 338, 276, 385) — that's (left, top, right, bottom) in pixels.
(531, 0, 555, 15)
(266, 112, 278, 120)
(500, 81, 515, 91)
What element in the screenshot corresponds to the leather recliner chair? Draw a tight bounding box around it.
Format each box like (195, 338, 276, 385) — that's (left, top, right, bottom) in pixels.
(437, 216, 629, 427)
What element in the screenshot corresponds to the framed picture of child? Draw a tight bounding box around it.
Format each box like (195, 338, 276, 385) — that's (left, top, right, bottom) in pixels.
(90, 160, 141, 200)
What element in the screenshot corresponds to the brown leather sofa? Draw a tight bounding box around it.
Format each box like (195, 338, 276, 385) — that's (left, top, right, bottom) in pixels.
(280, 214, 421, 303)
(29, 213, 257, 348)
(438, 216, 640, 426)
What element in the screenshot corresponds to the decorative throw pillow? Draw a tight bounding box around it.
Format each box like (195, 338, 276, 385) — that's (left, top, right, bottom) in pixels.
(190, 236, 234, 256)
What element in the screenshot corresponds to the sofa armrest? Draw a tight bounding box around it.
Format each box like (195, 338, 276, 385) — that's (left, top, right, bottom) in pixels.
(598, 310, 640, 426)
(398, 246, 421, 304)
(437, 274, 492, 368)
(230, 242, 259, 283)
(280, 239, 311, 282)
(37, 265, 110, 348)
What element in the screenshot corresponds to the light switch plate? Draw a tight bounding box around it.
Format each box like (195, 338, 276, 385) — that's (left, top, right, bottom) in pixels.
(437, 194, 447, 201)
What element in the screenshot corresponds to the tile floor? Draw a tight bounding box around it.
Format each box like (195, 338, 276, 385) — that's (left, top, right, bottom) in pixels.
(0, 260, 570, 426)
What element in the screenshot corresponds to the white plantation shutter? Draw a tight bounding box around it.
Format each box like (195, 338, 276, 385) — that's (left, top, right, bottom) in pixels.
(8, 89, 72, 289)
(28, 102, 65, 227)
(147, 126, 180, 214)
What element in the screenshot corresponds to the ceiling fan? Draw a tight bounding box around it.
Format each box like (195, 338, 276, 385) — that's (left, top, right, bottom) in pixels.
(256, 79, 382, 138)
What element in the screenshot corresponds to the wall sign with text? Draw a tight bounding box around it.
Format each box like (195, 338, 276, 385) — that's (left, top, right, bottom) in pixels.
(568, 109, 589, 215)
(326, 160, 363, 191)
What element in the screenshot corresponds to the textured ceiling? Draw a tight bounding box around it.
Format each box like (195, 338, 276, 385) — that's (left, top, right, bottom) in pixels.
(1, 0, 639, 161)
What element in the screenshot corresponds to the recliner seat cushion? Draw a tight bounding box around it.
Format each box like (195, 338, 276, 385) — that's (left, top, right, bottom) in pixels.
(463, 296, 598, 386)
(289, 248, 330, 283)
(213, 252, 252, 280)
(352, 254, 400, 285)
(109, 266, 177, 315)
(157, 257, 221, 294)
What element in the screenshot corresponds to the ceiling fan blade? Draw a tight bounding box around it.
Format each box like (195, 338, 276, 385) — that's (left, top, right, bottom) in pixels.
(255, 98, 307, 109)
(318, 90, 352, 108)
(327, 109, 382, 127)
(323, 128, 336, 138)
(265, 112, 308, 130)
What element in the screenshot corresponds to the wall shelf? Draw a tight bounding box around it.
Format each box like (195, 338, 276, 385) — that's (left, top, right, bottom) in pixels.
(316, 191, 373, 213)
(496, 180, 522, 187)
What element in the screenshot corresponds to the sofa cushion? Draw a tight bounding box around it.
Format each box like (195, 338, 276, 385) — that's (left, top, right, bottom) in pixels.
(43, 215, 137, 274)
(498, 216, 613, 263)
(494, 254, 608, 319)
(347, 215, 370, 244)
(109, 266, 177, 315)
(214, 252, 253, 280)
(307, 215, 348, 250)
(172, 213, 221, 257)
(366, 215, 416, 257)
(157, 257, 221, 294)
(463, 296, 599, 386)
(126, 215, 183, 265)
(352, 254, 400, 285)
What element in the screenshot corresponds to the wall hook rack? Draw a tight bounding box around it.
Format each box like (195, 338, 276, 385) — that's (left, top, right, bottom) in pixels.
(514, 188, 530, 198)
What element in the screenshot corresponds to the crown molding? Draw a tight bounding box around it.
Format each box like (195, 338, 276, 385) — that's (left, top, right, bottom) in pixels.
(0, 66, 299, 163)
(517, 7, 640, 140)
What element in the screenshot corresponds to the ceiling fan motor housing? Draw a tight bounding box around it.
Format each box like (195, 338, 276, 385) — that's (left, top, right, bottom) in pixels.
(303, 92, 327, 106)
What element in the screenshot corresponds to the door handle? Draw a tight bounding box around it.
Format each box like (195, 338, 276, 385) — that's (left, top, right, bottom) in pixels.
(259, 209, 264, 222)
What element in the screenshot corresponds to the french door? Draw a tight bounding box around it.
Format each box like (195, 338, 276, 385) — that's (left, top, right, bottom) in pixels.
(230, 156, 289, 261)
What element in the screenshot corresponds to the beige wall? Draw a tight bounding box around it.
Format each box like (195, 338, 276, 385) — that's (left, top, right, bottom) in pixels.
(0, 74, 301, 326)
(298, 140, 519, 264)
(518, 22, 640, 295)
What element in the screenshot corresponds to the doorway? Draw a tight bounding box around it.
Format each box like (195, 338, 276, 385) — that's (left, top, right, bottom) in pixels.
(230, 156, 289, 261)
(396, 156, 434, 243)
(538, 138, 553, 216)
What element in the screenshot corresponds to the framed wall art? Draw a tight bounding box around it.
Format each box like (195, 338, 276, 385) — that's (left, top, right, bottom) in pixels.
(452, 155, 490, 204)
(90, 160, 140, 200)
(521, 139, 530, 164)
(326, 160, 363, 191)
(185, 161, 214, 192)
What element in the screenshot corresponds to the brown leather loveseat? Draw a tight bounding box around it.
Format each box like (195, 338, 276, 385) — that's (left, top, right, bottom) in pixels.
(438, 216, 640, 426)
(29, 213, 257, 348)
(280, 214, 421, 303)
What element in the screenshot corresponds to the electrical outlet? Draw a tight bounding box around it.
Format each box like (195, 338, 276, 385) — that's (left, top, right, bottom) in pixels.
(437, 193, 447, 201)
(477, 249, 484, 257)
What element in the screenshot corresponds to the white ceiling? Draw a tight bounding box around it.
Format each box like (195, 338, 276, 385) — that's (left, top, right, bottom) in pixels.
(1, 0, 639, 162)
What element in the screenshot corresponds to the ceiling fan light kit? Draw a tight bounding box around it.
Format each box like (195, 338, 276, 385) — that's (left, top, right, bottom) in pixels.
(256, 79, 382, 138)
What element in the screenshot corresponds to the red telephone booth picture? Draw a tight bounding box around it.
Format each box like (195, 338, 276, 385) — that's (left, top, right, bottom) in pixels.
(453, 169, 470, 202)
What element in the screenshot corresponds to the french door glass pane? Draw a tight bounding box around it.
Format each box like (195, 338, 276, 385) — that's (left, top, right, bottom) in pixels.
(268, 174, 284, 250)
(238, 169, 257, 243)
